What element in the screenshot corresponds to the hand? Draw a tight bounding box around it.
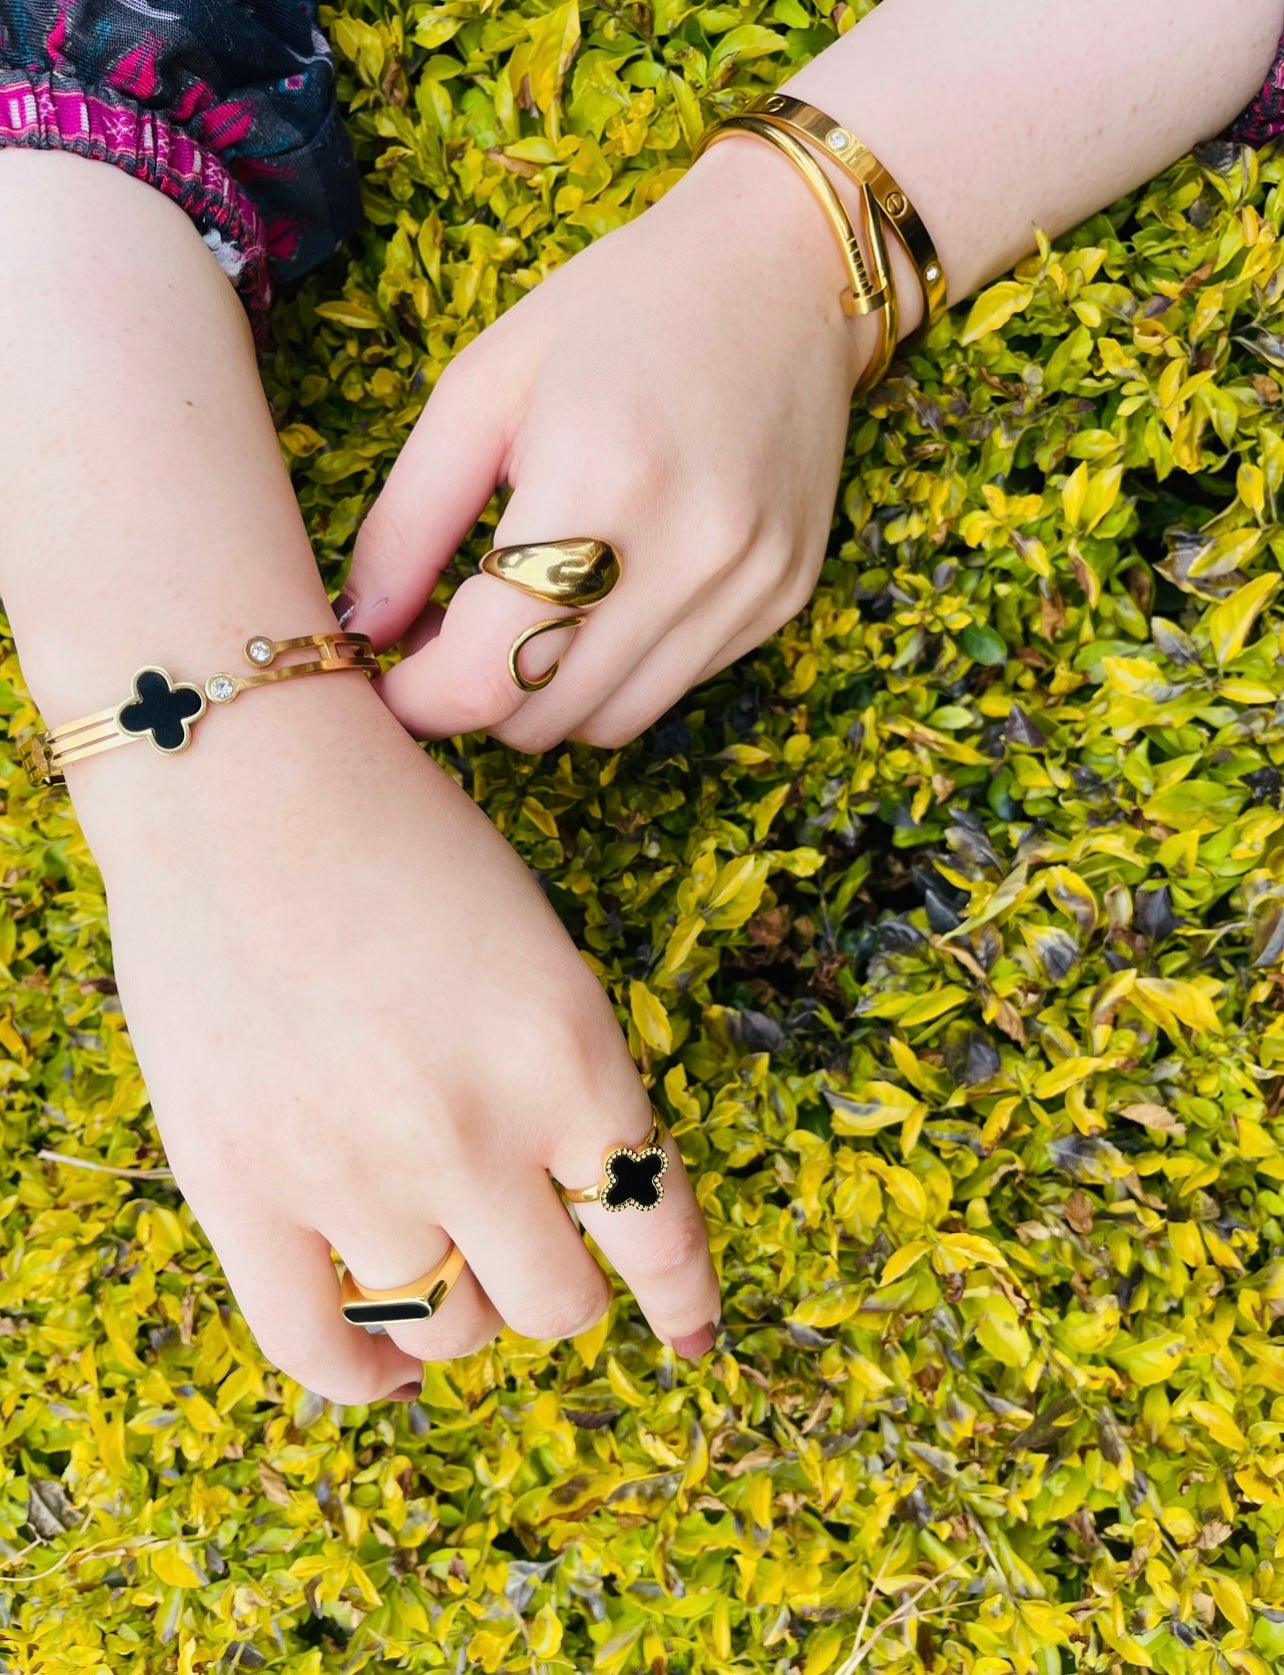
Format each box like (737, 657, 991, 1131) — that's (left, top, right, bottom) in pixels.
(339, 134, 871, 752)
(84, 677, 720, 1404)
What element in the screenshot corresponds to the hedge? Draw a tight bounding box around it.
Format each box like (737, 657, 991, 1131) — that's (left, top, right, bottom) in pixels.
(2, 0, 1284, 1669)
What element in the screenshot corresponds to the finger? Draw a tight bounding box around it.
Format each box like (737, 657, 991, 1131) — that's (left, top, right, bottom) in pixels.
(498, 555, 771, 754)
(340, 352, 524, 651)
(372, 569, 582, 739)
(400, 599, 445, 660)
(440, 1167, 614, 1345)
(490, 511, 777, 755)
(324, 1218, 503, 1364)
(373, 457, 618, 737)
(562, 619, 748, 752)
(544, 1097, 721, 1355)
(214, 1216, 427, 1406)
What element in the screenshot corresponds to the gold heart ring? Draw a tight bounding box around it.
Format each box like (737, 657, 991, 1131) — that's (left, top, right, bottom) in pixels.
(478, 538, 622, 692)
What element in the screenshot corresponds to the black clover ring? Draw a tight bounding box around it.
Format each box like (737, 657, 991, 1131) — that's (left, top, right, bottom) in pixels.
(600, 1137, 669, 1212)
(116, 667, 207, 753)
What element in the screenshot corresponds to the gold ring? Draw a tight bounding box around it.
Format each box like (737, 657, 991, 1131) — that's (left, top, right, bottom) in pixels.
(338, 1243, 467, 1326)
(559, 1115, 669, 1212)
(507, 614, 587, 693)
(478, 538, 622, 691)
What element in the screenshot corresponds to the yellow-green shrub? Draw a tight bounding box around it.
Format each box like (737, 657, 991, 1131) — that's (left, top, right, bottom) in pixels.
(3, 0, 1284, 1669)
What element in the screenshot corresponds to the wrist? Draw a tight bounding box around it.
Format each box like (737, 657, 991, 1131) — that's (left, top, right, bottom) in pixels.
(28, 638, 418, 880)
(672, 134, 879, 395)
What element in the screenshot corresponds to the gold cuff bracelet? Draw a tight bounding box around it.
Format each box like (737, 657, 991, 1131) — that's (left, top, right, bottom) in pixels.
(691, 93, 947, 391)
(745, 91, 947, 342)
(16, 630, 379, 788)
(691, 113, 895, 391)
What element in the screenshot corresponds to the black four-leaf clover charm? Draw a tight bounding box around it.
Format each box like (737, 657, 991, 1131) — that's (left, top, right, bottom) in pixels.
(117, 667, 206, 753)
(600, 1139, 668, 1211)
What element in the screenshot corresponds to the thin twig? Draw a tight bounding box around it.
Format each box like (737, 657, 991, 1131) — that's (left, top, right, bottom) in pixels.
(37, 1148, 174, 1182)
(836, 1552, 973, 1674)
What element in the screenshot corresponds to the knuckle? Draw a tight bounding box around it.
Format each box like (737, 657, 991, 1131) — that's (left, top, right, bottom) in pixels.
(394, 1318, 497, 1363)
(433, 346, 481, 400)
(699, 490, 760, 560)
(508, 1278, 609, 1343)
(491, 715, 566, 756)
(638, 1215, 710, 1282)
(449, 655, 523, 732)
(574, 714, 641, 751)
(251, 1321, 330, 1392)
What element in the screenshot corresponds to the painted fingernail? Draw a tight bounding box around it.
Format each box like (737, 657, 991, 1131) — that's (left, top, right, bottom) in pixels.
(332, 589, 358, 628)
(390, 1380, 421, 1402)
(671, 1323, 716, 1359)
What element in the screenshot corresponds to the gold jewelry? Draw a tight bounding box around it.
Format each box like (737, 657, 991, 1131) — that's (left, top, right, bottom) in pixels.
(743, 91, 947, 342)
(16, 631, 378, 788)
(338, 1243, 467, 1326)
(559, 1114, 670, 1212)
(478, 537, 622, 693)
(689, 114, 895, 391)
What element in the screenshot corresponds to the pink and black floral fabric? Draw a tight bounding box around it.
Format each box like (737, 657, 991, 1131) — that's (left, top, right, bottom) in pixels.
(0, 0, 361, 342)
(1230, 25, 1284, 146)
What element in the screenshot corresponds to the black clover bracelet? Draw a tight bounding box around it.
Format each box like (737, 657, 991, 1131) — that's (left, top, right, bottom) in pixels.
(16, 631, 378, 788)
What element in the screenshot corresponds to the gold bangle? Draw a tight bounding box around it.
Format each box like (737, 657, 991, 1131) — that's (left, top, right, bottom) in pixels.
(744, 91, 948, 342)
(15, 630, 379, 789)
(690, 113, 895, 393)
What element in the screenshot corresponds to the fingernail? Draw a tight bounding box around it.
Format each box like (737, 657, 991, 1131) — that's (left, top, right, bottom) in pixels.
(390, 1380, 421, 1402)
(332, 589, 358, 628)
(671, 1323, 716, 1359)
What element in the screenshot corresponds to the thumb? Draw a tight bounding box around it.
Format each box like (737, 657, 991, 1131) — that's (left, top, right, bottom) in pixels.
(335, 354, 518, 651)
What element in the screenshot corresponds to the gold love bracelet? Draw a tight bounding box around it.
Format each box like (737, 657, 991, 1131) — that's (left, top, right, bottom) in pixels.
(16, 630, 378, 788)
(691, 92, 947, 391)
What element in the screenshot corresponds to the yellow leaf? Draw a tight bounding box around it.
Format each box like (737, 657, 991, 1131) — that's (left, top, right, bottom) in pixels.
(150, 1544, 205, 1589)
(1132, 976, 1222, 1037)
(976, 1298, 1032, 1367)
(530, 1604, 563, 1659)
(1033, 1056, 1106, 1099)
(934, 1233, 1009, 1273)
(663, 914, 705, 972)
(960, 280, 1032, 343)
(629, 980, 672, 1055)
(1062, 460, 1089, 530)
(1208, 572, 1280, 665)
(1106, 1332, 1185, 1387)
(1188, 1400, 1247, 1451)
(880, 1240, 931, 1285)
(1206, 1571, 1250, 1632)
(827, 1080, 927, 1136)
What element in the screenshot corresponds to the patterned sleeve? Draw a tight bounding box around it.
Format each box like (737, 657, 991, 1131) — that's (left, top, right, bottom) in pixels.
(1229, 23, 1284, 147)
(0, 0, 362, 343)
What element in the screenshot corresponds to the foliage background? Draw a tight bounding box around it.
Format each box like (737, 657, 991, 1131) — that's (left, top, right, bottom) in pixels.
(3, 0, 1284, 1669)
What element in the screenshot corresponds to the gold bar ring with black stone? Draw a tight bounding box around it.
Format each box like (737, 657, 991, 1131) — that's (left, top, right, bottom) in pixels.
(338, 1243, 468, 1327)
(478, 538, 622, 693)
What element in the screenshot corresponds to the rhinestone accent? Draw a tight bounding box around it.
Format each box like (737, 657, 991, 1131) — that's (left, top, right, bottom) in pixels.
(825, 127, 848, 150)
(925, 262, 940, 281)
(207, 675, 236, 703)
(247, 638, 273, 665)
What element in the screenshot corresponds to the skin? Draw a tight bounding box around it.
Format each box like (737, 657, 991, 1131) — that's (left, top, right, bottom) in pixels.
(0, 0, 1279, 1403)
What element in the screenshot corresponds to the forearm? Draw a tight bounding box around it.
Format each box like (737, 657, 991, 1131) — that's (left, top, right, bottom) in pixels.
(699, 0, 1282, 346)
(0, 150, 399, 868)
